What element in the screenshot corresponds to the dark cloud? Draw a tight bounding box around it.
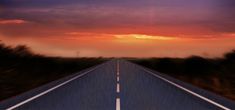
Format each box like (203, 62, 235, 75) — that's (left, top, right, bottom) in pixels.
(0, 0, 223, 8)
(0, 0, 235, 37)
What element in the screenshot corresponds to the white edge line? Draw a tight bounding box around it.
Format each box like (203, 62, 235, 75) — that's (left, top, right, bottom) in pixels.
(143, 68, 231, 110)
(6, 66, 99, 110)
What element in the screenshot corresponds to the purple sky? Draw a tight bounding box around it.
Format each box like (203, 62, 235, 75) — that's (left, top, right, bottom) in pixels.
(0, 0, 235, 57)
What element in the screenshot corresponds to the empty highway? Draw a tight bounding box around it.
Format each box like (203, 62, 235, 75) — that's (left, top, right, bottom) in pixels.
(0, 60, 235, 110)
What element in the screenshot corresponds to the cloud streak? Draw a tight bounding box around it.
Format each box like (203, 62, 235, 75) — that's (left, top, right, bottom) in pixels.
(0, 19, 26, 24)
(1, 0, 234, 37)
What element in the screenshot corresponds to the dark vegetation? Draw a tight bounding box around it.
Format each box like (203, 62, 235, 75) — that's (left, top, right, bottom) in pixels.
(0, 42, 107, 101)
(129, 51, 235, 100)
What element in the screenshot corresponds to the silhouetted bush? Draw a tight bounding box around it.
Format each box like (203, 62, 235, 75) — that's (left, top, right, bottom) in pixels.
(182, 56, 214, 76)
(224, 50, 235, 61)
(129, 50, 235, 100)
(0, 42, 107, 101)
(12, 45, 33, 57)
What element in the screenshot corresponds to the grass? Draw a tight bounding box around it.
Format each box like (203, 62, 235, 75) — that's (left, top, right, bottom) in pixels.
(0, 42, 107, 101)
(128, 51, 235, 101)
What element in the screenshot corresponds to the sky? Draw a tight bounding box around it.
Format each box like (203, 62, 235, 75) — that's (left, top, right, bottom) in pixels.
(0, 0, 235, 57)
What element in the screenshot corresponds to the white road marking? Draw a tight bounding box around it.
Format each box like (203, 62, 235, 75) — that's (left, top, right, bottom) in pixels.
(117, 60, 119, 73)
(116, 98, 121, 110)
(6, 66, 100, 110)
(117, 83, 120, 93)
(116, 60, 121, 110)
(143, 68, 231, 110)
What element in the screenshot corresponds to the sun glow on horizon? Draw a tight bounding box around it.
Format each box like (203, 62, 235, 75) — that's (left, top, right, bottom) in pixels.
(63, 32, 178, 41)
(114, 34, 177, 40)
(1, 32, 235, 58)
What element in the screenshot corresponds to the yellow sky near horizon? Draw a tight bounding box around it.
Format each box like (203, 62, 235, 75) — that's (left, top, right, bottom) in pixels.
(1, 33, 235, 58)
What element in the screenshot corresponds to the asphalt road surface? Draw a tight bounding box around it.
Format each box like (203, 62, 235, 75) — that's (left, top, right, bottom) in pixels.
(0, 60, 235, 110)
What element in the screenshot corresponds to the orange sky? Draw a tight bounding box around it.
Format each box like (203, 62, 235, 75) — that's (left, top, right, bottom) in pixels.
(0, 0, 235, 58)
(1, 32, 235, 58)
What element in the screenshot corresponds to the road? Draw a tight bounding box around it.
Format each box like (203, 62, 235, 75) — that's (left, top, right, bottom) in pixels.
(0, 60, 235, 110)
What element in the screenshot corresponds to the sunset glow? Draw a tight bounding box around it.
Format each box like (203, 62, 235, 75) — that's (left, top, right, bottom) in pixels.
(115, 34, 177, 40)
(0, 0, 235, 57)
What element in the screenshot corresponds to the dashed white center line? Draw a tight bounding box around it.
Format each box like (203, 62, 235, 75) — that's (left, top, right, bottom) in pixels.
(117, 83, 120, 93)
(116, 60, 121, 110)
(116, 98, 121, 110)
(117, 60, 119, 73)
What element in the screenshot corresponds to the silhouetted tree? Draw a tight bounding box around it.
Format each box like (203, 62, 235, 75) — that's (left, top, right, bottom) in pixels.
(224, 50, 235, 61)
(13, 45, 32, 57)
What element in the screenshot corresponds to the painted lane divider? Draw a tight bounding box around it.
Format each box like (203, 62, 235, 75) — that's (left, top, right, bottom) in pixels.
(116, 98, 121, 110)
(116, 60, 121, 110)
(6, 65, 100, 110)
(117, 83, 120, 93)
(143, 68, 231, 110)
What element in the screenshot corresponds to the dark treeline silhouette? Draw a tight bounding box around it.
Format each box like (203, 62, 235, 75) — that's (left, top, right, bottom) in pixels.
(0, 42, 107, 101)
(129, 50, 235, 100)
